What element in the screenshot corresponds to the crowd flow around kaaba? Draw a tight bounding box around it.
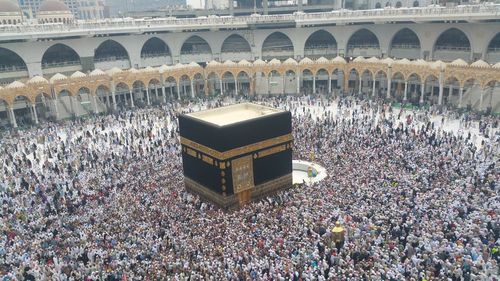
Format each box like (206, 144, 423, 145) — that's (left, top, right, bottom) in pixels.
(0, 94, 499, 280)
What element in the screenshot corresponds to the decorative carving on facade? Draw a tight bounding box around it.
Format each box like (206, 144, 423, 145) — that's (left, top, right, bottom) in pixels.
(1, 57, 498, 105)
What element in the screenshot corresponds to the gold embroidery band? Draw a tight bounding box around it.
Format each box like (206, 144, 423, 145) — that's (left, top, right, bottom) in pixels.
(257, 144, 287, 158)
(202, 155, 214, 165)
(181, 133, 293, 160)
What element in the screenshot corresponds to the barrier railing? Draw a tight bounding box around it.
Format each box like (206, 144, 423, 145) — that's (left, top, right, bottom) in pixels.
(0, 4, 498, 36)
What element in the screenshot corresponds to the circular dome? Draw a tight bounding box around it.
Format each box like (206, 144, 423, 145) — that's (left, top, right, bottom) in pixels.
(39, 0, 70, 12)
(0, 0, 20, 13)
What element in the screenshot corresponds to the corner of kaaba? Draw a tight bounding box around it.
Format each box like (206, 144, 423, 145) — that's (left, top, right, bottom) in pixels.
(179, 103, 293, 209)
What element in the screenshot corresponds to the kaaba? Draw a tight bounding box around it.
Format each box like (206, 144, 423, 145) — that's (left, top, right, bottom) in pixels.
(179, 103, 293, 209)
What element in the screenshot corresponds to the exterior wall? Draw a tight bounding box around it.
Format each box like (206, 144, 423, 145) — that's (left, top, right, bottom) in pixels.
(0, 22, 498, 82)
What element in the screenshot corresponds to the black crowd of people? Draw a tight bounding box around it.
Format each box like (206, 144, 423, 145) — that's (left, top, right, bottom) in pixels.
(0, 95, 499, 280)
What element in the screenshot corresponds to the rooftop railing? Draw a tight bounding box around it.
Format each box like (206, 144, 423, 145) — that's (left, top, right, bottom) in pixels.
(0, 4, 498, 36)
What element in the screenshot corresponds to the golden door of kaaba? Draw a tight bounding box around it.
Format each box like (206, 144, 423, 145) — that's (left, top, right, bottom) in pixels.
(232, 155, 254, 206)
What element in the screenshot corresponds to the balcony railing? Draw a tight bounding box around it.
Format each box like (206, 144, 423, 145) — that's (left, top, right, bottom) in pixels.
(141, 52, 171, 58)
(0, 4, 498, 38)
(94, 56, 129, 62)
(435, 46, 471, 51)
(42, 60, 80, 69)
(0, 65, 27, 73)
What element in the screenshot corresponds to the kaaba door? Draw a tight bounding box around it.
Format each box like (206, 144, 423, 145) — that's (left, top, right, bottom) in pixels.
(237, 189, 252, 206)
(232, 155, 255, 207)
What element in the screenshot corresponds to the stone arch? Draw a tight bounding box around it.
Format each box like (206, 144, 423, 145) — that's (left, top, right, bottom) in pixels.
(375, 2, 381, 8)
(75, 87, 93, 115)
(192, 73, 205, 97)
(304, 30, 337, 59)
(11, 95, 33, 125)
(315, 68, 330, 94)
(433, 28, 471, 62)
(423, 74, 440, 105)
(482, 80, 498, 111)
(34, 92, 52, 119)
(268, 69, 283, 94)
(131, 80, 146, 105)
(41, 43, 81, 73)
(444, 76, 460, 106)
(261, 32, 294, 60)
(346, 28, 380, 58)
(373, 70, 388, 98)
(141, 37, 171, 58)
(221, 71, 236, 95)
(179, 75, 192, 98)
(164, 76, 179, 99)
(395, 1, 402, 8)
(486, 32, 500, 64)
(0, 47, 28, 74)
(206, 72, 221, 96)
(180, 35, 213, 63)
(114, 82, 133, 108)
(221, 34, 252, 61)
(141, 37, 172, 66)
(389, 28, 421, 59)
(13, 94, 33, 105)
(95, 84, 111, 108)
(94, 40, 131, 69)
(404, 73, 422, 104)
(284, 69, 297, 94)
(346, 68, 361, 94)
(413, 0, 419, 6)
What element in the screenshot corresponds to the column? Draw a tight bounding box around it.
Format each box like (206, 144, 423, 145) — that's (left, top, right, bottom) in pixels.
(235, 78, 239, 95)
(190, 80, 195, 98)
(458, 87, 464, 108)
(154, 86, 159, 102)
(263, 0, 268, 14)
(9, 107, 17, 128)
(162, 86, 167, 103)
(282, 75, 285, 94)
(403, 81, 408, 102)
(70, 95, 76, 116)
(31, 104, 39, 124)
(313, 76, 316, 94)
(438, 73, 444, 105)
(204, 79, 209, 96)
(250, 77, 255, 95)
(479, 89, 484, 110)
(372, 79, 376, 97)
(420, 82, 425, 104)
(106, 92, 110, 107)
(267, 74, 271, 94)
(386, 68, 392, 98)
(358, 75, 362, 95)
(387, 77, 392, 99)
(296, 72, 300, 94)
(219, 78, 224, 96)
(53, 97, 59, 120)
(228, 0, 234, 15)
(111, 91, 117, 110)
(93, 95, 99, 114)
(146, 88, 151, 105)
(129, 90, 135, 107)
(328, 75, 332, 94)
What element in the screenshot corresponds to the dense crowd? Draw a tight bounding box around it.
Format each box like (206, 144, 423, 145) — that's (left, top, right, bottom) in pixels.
(0, 95, 499, 280)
